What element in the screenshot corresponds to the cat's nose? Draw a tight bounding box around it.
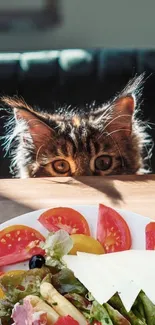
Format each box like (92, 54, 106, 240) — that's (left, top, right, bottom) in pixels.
(73, 157, 93, 176)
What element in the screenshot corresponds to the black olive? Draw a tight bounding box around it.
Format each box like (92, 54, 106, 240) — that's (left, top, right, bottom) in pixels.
(29, 255, 45, 269)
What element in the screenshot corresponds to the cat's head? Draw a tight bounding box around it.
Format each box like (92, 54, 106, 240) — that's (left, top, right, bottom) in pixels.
(1, 74, 153, 178)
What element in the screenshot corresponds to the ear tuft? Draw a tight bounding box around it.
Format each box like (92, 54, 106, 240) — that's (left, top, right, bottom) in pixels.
(1, 96, 32, 111)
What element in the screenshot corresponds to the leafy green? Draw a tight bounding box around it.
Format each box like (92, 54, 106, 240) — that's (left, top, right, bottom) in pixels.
(138, 291, 155, 325)
(64, 292, 114, 324)
(0, 298, 14, 325)
(105, 303, 131, 325)
(87, 300, 113, 325)
(132, 298, 145, 321)
(65, 292, 91, 312)
(52, 268, 87, 295)
(109, 294, 146, 325)
(0, 267, 51, 304)
(0, 266, 51, 324)
(0, 267, 51, 323)
(40, 230, 73, 268)
(0, 298, 13, 317)
(86, 292, 95, 302)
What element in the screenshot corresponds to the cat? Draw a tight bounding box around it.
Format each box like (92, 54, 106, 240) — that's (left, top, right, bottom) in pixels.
(1, 74, 153, 178)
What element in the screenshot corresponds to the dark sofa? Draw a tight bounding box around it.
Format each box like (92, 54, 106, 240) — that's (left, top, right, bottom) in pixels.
(0, 49, 155, 178)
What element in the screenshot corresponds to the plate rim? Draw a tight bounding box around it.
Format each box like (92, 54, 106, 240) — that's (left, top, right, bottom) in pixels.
(0, 204, 152, 230)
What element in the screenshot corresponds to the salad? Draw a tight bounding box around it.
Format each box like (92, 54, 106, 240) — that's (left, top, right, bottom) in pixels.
(0, 204, 155, 325)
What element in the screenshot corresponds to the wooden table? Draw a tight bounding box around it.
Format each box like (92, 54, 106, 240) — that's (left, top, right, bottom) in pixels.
(0, 175, 155, 224)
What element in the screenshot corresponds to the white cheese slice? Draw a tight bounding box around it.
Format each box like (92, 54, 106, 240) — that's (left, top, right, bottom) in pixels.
(79, 250, 155, 307)
(76, 252, 141, 312)
(64, 255, 117, 304)
(64, 250, 155, 312)
(99, 250, 155, 304)
(106, 250, 155, 306)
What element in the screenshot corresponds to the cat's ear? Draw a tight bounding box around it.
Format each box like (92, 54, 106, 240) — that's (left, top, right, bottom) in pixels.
(106, 74, 145, 135)
(109, 94, 135, 135)
(93, 74, 144, 135)
(1, 97, 53, 149)
(92, 94, 136, 136)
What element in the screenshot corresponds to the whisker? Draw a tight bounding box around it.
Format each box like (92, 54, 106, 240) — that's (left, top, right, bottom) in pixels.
(105, 128, 131, 137)
(36, 144, 45, 165)
(104, 114, 132, 129)
(97, 114, 132, 140)
(27, 118, 53, 132)
(29, 131, 57, 147)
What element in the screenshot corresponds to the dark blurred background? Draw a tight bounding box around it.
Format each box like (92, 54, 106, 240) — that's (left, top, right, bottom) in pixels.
(0, 0, 155, 178)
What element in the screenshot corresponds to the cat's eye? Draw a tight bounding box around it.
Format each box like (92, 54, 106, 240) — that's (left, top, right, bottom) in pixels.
(52, 159, 70, 174)
(95, 155, 112, 171)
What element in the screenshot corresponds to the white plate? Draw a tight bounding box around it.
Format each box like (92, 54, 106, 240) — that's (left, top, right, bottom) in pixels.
(0, 205, 152, 272)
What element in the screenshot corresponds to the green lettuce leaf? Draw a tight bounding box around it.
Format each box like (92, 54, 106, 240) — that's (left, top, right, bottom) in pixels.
(0, 267, 51, 304)
(52, 268, 87, 295)
(0, 267, 51, 323)
(132, 298, 145, 321)
(105, 303, 131, 325)
(109, 294, 146, 325)
(40, 230, 73, 268)
(89, 300, 113, 325)
(0, 298, 13, 317)
(138, 291, 155, 325)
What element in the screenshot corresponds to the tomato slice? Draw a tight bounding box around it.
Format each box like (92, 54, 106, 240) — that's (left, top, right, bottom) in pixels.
(55, 315, 79, 325)
(38, 207, 90, 235)
(97, 204, 132, 253)
(145, 222, 155, 249)
(0, 225, 45, 267)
